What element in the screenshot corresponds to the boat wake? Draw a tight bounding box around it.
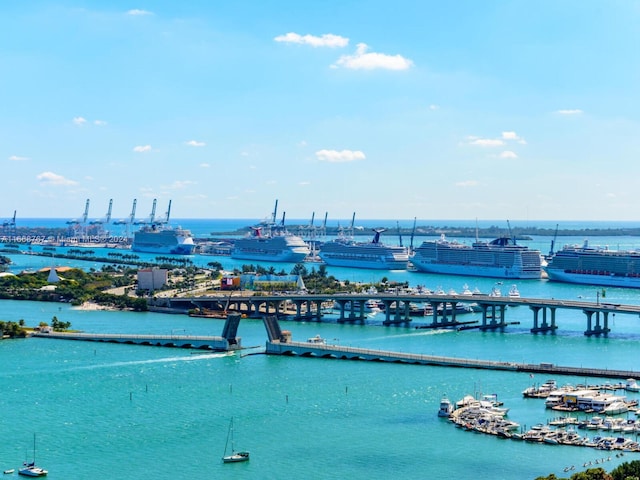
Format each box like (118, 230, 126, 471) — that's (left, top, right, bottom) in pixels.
(67, 351, 235, 371)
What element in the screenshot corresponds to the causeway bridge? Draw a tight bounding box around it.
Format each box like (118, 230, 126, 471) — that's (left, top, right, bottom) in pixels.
(32, 312, 640, 380)
(153, 292, 640, 336)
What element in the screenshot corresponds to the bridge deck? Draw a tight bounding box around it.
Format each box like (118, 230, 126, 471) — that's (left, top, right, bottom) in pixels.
(266, 341, 640, 379)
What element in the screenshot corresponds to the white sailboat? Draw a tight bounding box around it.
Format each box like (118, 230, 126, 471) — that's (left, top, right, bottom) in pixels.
(18, 434, 47, 477)
(222, 417, 250, 463)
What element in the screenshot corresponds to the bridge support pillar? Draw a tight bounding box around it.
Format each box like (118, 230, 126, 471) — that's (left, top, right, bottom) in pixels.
(584, 309, 610, 336)
(530, 306, 558, 334)
(478, 303, 507, 331)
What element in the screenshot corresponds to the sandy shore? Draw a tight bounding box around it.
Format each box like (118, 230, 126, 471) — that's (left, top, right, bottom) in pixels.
(73, 301, 117, 311)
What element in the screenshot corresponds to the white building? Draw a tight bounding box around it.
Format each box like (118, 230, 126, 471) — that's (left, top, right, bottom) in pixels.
(137, 268, 168, 291)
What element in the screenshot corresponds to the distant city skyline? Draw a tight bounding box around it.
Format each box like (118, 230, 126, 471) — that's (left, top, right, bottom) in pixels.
(2, 1, 639, 221)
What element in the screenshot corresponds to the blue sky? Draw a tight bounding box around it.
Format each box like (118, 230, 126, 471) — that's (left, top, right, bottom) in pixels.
(2, 1, 639, 222)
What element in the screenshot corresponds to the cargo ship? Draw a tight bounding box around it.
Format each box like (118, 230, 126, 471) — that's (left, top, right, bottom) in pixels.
(545, 240, 640, 288)
(410, 234, 542, 279)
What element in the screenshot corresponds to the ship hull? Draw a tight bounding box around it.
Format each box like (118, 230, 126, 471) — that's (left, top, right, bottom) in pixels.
(231, 250, 308, 262)
(319, 257, 408, 270)
(545, 269, 640, 288)
(131, 227, 195, 255)
(131, 243, 195, 255)
(410, 262, 541, 279)
(230, 234, 310, 263)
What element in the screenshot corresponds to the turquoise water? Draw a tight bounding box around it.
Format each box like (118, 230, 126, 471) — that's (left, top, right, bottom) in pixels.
(2, 220, 640, 479)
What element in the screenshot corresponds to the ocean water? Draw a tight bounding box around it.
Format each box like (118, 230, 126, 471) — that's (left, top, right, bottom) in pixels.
(2, 219, 640, 479)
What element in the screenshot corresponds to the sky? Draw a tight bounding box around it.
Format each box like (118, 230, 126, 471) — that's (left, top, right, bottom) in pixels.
(1, 0, 640, 223)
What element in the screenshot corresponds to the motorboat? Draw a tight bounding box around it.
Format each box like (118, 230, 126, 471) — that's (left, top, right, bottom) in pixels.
(438, 396, 454, 417)
(625, 378, 640, 392)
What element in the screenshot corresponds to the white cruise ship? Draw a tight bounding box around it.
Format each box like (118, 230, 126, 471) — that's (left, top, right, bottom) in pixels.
(231, 226, 311, 263)
(318, 229, 409, 270)
(132, 225, 195, 255)
(130, 200, 195, 255)
(410, 234, 542, 279)
(545, 240, 640, 288)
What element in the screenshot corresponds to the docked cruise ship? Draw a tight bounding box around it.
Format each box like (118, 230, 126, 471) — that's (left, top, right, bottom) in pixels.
(230, 226, 311, 262)
(545, 240, 640, 288)
(410, 234, 542, 279)
(318, 229, 410, 270)
(131, 225, 195, 255)
(130, 199, 195, 255)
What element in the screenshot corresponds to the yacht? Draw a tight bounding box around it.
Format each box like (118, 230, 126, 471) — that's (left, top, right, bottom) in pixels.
(438, 396, 454, 417)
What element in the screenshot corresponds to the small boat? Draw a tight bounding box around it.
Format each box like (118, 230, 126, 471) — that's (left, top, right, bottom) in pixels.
(508, 284, 520, 298)
(307, 335, 326, 345)
(18, 434, 47, 477)
(625, 378, 640, 392)
(4, 469, 15, 475)
(437, 395, 454, 417)
(222, 417, 250, 464)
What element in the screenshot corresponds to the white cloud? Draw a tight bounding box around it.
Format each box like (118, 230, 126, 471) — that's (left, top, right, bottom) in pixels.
(94, 120, 107, 126)
(299, 181, 311, 186)
(316, 149, 366, 163)
(37, 171, 78, 186)
(467, 137, 505, 147)
(456, 180, 479, 187)
(199, 163, 210, 168)
(501, 131, 527, 145)
(73, 116, 87, 126)
(556, 109, 583, 115)
(333, 43, 413, 70)
(429, 104, 439, 110)
(127, 9, 152, 16)
(274, 32, 348, 48)
(133, 145, 152, 153)
(499, 151, 518, 159)
(185, 140, 206, 147)
(167, 180, 196, 189)
(9, 155, 29, 161)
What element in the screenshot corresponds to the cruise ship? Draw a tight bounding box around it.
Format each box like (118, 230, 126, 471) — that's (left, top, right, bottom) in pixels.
(230, 200, 311, 263)
(130, 199, 195, 255)
(230, 226, 311, 262)
(545, 240, 640, 288)
(131, 225, 195, 255)
(410, 234, 542, 279)
(318, 229, 410, 270)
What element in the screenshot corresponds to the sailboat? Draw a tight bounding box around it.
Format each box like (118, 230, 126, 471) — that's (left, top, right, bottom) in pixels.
(222, 417, 250, 463)
(18, 434, 47, 477)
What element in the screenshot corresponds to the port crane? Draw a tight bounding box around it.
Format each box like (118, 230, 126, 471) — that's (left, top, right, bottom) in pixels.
(134, 199, 157, 225)
(114, 199, 137, 226)
(90, 199, 113, 225)
(67, 199, 90, 225)
(2, 210, 16, 232)
(156, 200, 172, 225)
(113, 199, 137, 238)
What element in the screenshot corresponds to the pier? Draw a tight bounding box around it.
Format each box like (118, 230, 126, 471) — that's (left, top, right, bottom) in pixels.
(158, 292, 640, 336)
